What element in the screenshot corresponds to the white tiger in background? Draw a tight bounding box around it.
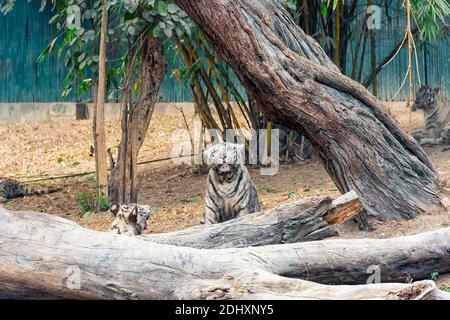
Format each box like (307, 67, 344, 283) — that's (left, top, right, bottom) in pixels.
(109, 203, 152, 236)
(202, 143, 261, 224)
(412, 85, 450, 145)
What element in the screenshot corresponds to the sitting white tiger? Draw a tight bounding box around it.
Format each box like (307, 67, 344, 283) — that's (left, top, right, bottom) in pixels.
(202, 143, 261, 224)
(412, 85, 450, 145)
(109, 203, 152, 236)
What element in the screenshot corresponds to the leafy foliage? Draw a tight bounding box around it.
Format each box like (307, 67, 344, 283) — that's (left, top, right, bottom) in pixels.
(0, 0, 17, 14)
(98, 194, 110, 211)
(410, 0, 450, 41)
(76, 191, 96, 214)
(33, 0, 193, 99)
(3, 0, 450, 102)
(430, 270, 439, 281)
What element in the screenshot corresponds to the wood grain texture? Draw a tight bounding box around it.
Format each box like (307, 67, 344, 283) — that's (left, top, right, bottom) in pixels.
(143, 191, 362, 248)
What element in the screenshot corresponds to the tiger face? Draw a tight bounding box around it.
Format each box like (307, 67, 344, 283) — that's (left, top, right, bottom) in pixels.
(204, 143, 245, 182)
(109, 203, 152, 236)
(412, 85, 440, 111)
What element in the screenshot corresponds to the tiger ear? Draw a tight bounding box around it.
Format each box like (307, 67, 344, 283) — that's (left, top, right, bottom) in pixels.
(129, 207, 138, 224)
(110, 203, 120, 216)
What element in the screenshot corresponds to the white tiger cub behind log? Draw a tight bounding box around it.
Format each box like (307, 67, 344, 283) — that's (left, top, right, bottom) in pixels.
(109, 203, 152, 236)
(202, 143, 261, 224)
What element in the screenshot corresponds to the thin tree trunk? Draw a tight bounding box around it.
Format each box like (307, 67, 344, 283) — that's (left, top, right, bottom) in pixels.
(338, 0, 358, 73)
(357, 30, 368, 82)
(367, 0, 378, 96)
(333, 1, 340, 67)
(423, 42, 428, 85)
(303, 0, 310, 34)
(92, 82, 98, 198)
(129, 115, 138, 203)
(406, 0, 414, 132)
(108, 34, 167, 203)
(0, 207, 449, 299)
(94, 0, 109, 206)
(174, 0, 442, 221)
(350, 26, 365, 80)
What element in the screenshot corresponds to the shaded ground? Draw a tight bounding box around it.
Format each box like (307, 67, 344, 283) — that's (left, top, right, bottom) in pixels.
(2, 102, 449, 288)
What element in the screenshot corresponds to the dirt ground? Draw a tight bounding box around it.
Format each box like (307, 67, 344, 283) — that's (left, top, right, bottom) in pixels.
(2, 102, 449, 289)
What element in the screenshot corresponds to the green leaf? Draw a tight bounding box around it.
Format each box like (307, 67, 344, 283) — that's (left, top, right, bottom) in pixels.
(48, 13, 59, 24)
(167, 3, 178, 14)
(164, 27, 173, 37)
(153, 25, 164, 38)
(127, 25, 136, 36)
(83, 211, 93, 218)
(77, 53, 86, 63)
(321, 3, 328, 20)
(37, 37, 57, 63)
(157, 1, 168, 16)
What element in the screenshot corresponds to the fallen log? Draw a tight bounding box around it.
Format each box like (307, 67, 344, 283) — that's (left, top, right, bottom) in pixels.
(144, 191, 363, 248)
(0, 207, 448, 299)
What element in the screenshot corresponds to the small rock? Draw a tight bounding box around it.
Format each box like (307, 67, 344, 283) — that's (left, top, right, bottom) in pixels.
(443, 188, 450, 196)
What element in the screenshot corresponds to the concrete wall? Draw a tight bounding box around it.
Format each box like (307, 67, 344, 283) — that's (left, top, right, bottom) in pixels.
(0, 102, 196, 124)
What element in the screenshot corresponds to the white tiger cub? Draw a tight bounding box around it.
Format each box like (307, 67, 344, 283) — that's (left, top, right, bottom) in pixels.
(202, 143, 261, 224)
(109, 203, 152, 236)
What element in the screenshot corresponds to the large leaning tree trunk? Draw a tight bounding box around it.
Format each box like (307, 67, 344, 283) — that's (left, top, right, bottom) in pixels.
(175, 0, 442, 221)
(0, 207, 449, 299)
(108, 33, 167, 203)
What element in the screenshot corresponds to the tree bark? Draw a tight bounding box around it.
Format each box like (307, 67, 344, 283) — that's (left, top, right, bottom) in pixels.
(108, 34, 167, 203)
(143, 191, 362, 248)
(175, 0, 442, 221)
(0, 206, 449, 299)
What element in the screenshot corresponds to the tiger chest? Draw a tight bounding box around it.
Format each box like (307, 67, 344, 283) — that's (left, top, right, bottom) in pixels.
(214, 184, 238, 215)
(223, 198, 234, 215)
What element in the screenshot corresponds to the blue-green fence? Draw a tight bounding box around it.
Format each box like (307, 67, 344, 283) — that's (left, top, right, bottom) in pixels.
(345, 3, 450, 100)
(1, 1, 449, 103)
